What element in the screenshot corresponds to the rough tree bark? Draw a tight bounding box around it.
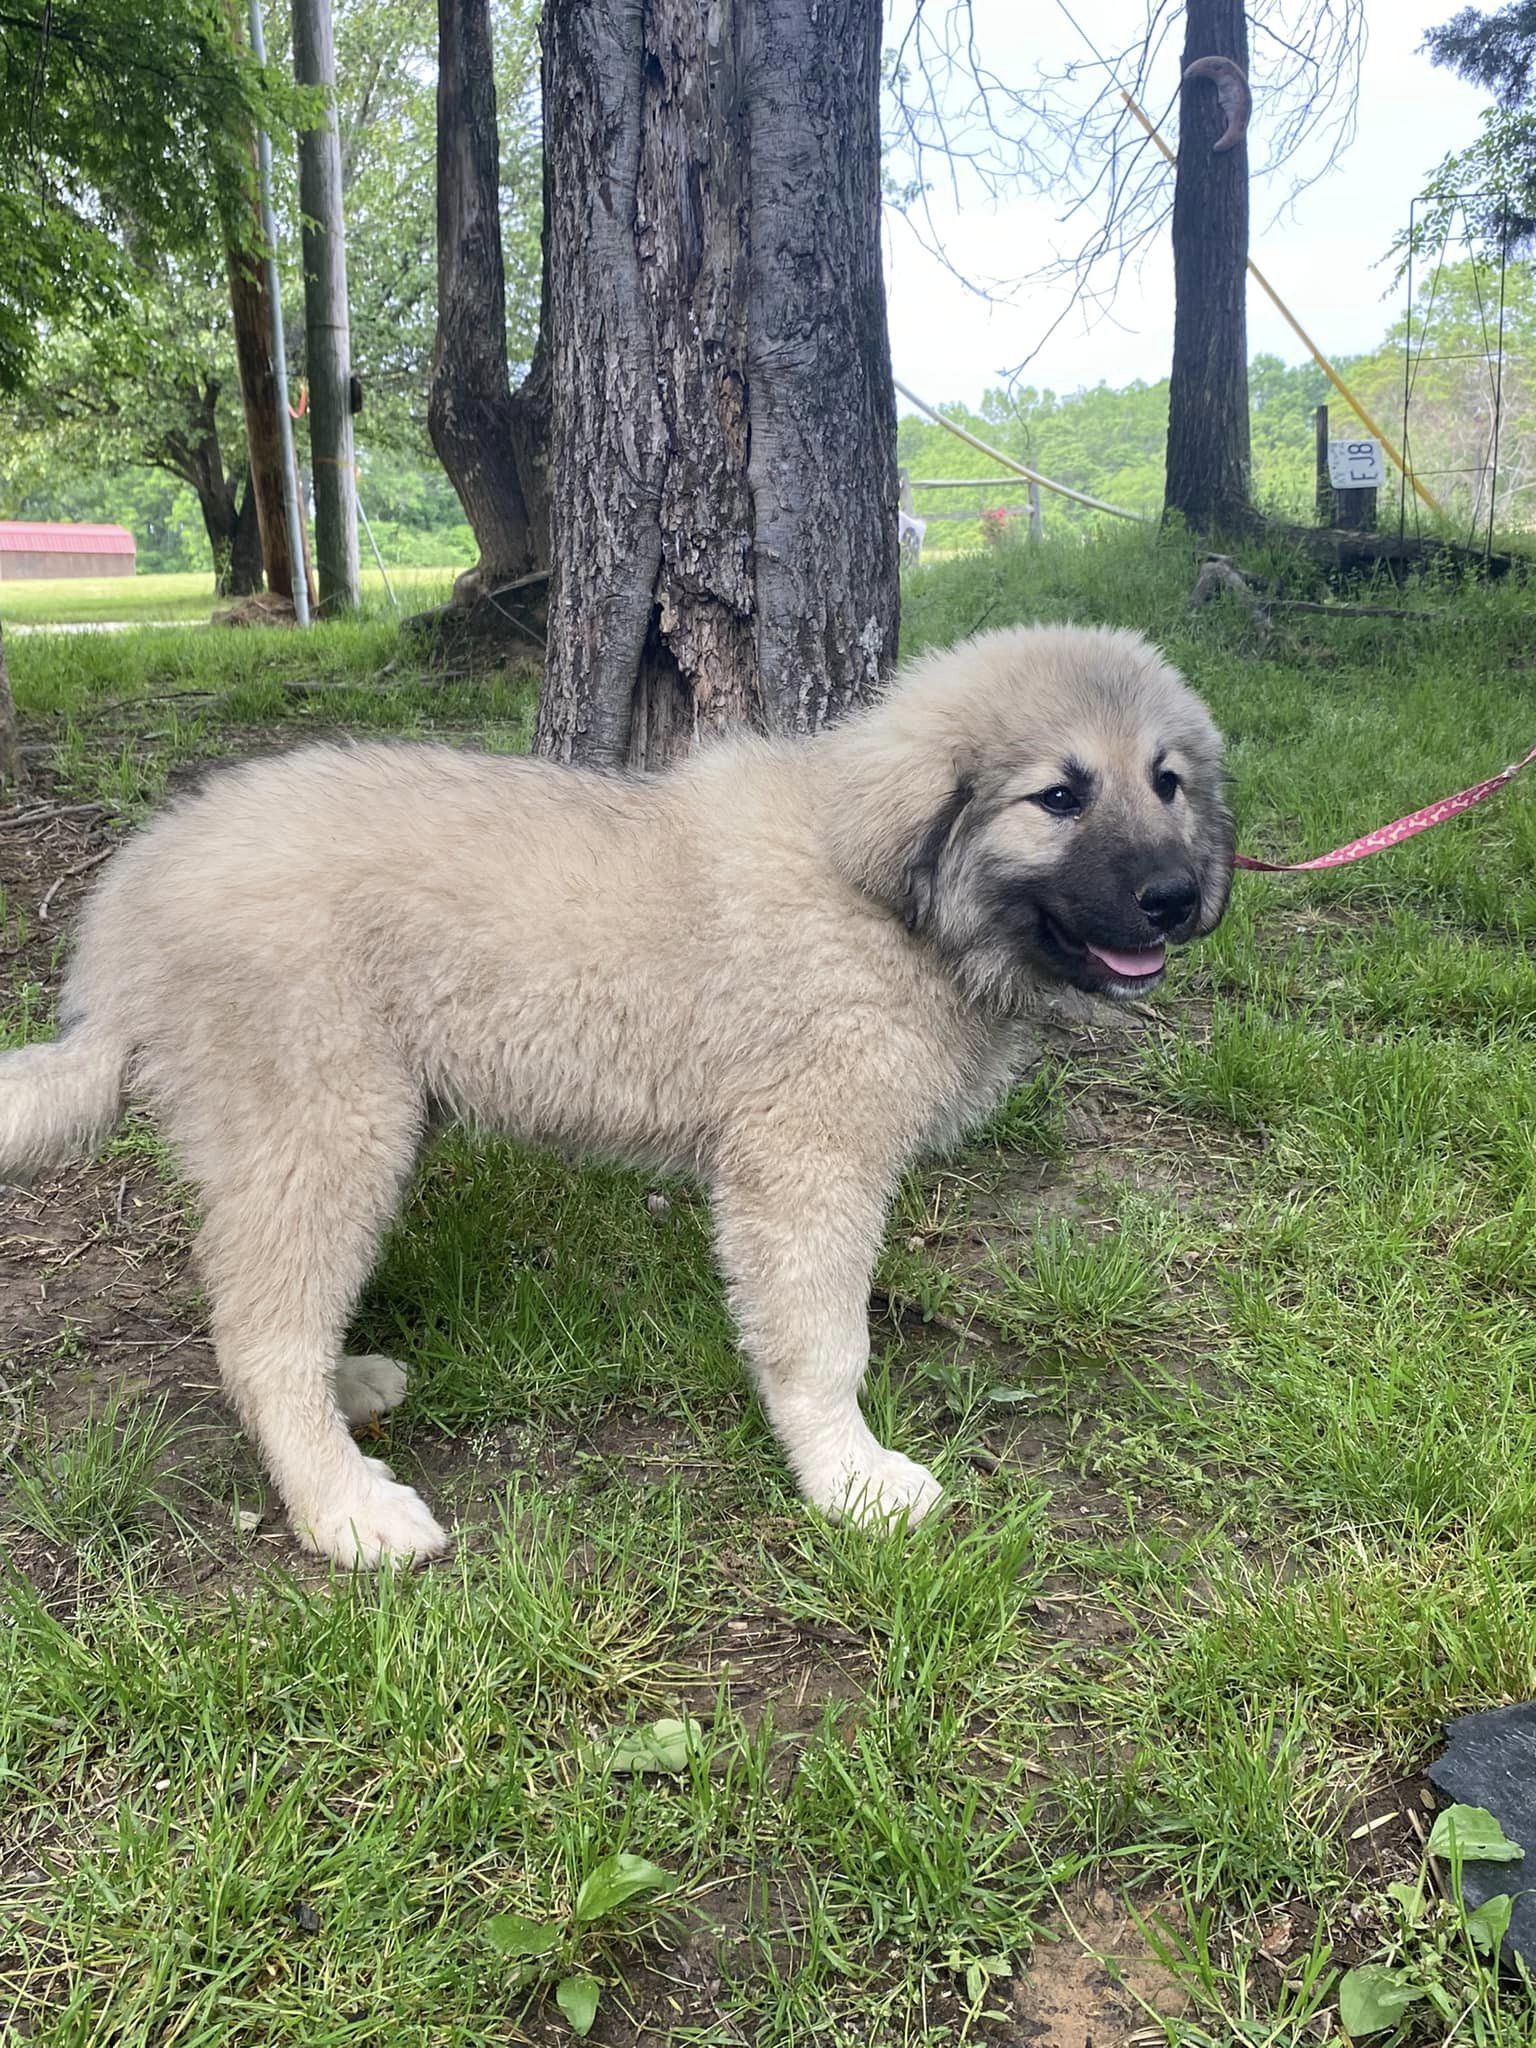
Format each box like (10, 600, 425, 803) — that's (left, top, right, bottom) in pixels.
(226, 228, 312, 607)
(430, 0, 547, 602)
(1164, 0, 1254, 535)
(533, 0, 899, 770)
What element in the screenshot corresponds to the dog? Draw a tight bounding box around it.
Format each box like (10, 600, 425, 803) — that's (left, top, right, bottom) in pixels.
(0, 624, 1232, 1565)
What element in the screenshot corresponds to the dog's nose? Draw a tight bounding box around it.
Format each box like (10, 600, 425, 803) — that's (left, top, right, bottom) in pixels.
(1137, 873, 1200, 932)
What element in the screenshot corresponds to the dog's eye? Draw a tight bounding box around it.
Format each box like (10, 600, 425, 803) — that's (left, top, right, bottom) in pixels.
(1153, 768, 1181, 804)
(1033, 785, 1082, 817)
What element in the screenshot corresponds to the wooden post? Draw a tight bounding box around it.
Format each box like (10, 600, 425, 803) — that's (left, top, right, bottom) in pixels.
(1319, 403, 1380, 531)
(1335, 481, 1378, 532)
(1028, 479, 1043, 541)
(294, 0, 361, 613)
(898, 467, 915, 516)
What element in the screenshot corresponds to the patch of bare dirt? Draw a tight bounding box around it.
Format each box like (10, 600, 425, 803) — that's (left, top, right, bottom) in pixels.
(211, 591, 298, 628)
(690, 1609, 871, 1740)
(0, 799, 121, 976)
(1339, 1771, 1435, 1886)
(1001, 1888, 1190, 2046)
(0, 1156, 199, 1421)
(533, 1885, 1192, 2048)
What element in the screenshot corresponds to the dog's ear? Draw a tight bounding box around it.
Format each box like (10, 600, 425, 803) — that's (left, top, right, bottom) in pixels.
(1193, 780, 1236, 935)
(900, 778, 974, 933)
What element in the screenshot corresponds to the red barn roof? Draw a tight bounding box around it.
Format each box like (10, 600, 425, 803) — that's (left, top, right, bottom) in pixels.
(0, 522, 135, 556)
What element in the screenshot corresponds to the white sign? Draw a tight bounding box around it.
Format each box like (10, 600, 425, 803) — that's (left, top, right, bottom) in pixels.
(1328, 438, 1384, 489)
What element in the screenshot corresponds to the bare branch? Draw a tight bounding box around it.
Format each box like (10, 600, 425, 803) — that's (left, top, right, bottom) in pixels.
(883, 0, 1366, 385)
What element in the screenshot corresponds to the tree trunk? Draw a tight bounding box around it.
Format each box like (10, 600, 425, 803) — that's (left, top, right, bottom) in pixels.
(430, 0, 546, 600)
(227, 227, 310, 606)
(151, 381, 262, 596)
(160, 392, 240, 593)
(196, 469, 242, 594)
(1164, 0, 1253, 535)
(295, 0, 362, 614)
(228, 469, 265, 595)
(0, 622, 24, 795)
(534, 0, 899, 771)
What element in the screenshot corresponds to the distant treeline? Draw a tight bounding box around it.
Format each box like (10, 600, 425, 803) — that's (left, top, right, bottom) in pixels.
(8, 260, 1530, 570)
(900, 261, 1536, 543)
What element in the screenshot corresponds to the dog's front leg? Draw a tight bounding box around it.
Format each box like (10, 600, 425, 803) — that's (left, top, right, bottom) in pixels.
(710, 1154, 942, 1527)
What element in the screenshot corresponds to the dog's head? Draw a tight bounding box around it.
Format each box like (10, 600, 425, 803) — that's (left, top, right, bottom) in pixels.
(836, 625, 1233, 1011)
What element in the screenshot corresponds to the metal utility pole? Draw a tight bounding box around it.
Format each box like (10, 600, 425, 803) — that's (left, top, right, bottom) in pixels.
(293, 0, 360, 613)
(246, 0, 311, 626)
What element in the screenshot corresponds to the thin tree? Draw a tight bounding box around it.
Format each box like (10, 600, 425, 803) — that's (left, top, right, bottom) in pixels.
(225, 212, 313, 608)
(533, 0, 899, 770)
(294, 0, 362, 612)
(220, 0, 315, 614)
(884, 1, 1362, 531)
(1165, 0, 1253, 531)
(429, 0, 547, 603)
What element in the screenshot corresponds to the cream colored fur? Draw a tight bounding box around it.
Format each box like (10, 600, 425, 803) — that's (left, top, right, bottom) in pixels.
(0, 624, 1230, 1565)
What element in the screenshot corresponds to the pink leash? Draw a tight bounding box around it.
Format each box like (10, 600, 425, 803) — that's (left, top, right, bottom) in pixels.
(1233, 741, 1536, 873)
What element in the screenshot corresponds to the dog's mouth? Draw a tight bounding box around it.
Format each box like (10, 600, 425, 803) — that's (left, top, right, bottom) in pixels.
(1037, 911, 1168, 997)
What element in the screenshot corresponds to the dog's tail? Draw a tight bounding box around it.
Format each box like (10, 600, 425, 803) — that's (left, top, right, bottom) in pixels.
(0, 1026, 125, 1181)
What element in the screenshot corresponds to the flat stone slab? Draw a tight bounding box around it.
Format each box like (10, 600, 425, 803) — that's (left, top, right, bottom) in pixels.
(1428, 1702, 1536, 1964)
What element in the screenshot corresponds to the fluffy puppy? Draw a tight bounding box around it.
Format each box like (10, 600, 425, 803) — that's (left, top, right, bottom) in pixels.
(0, 624, 1231, 1564)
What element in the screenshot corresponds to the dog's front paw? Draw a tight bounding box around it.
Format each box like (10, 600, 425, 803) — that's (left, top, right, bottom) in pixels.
(333, 1353, 410, 1425)
(821, 1446, 944, 1530)
(295, 1460, 450, 1568)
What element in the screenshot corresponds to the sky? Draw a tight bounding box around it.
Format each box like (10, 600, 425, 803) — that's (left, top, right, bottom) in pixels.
(882, 0, 1494, 410)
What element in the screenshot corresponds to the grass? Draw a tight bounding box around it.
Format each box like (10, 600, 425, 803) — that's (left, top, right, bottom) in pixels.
(0, 565, 464, 629)
(2, 1391, 191, 1549)
(4, 528, 1536, 2042)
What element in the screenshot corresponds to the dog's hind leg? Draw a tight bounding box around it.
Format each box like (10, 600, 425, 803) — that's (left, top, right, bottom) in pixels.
(181, 1065, 448, 1568)
(711, 1155, 942, 1528)
(332, 1352, 411, 1425)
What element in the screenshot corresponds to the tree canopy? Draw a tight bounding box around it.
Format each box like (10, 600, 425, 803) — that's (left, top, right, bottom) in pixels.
(1421, 1, 1536, 250)
(0, 0, 271, 392)
(0, 0, 542, 579)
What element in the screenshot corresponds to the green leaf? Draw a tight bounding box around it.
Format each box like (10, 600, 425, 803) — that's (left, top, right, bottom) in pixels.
(606, 1716, 706, 1775)
(1385, 1880, 1424, 1927)
(556, 1975, 600, 2036)
(1337, 1963, 1426, 2037)
(574, 1852, 672, 1924)
(1427, 1804, 1525, 1864)
(1464, 1892, 1515, 1954)
(485, 1912, 563, 1959)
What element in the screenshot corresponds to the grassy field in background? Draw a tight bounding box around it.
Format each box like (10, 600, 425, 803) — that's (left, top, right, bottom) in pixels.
(4, 531, 1536, 2045)
(0, 564, 462, 629)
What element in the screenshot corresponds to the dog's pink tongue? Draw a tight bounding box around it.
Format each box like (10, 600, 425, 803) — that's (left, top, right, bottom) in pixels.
(1086, 942, 1166, 979)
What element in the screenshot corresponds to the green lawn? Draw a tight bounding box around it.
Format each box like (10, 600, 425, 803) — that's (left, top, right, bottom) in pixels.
(0, 565, 463, 629)
(4, 533, 1536, 2045)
